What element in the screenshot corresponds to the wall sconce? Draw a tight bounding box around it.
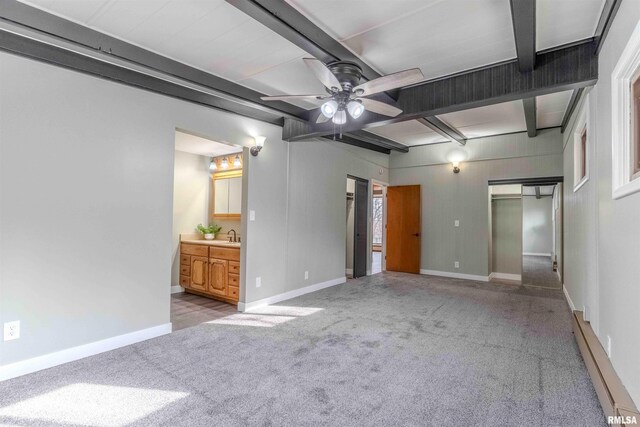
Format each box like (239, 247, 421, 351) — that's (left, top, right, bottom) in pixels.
(221, 157, 229, 169)
(452, 161, 460, 174)
(209, 158, 217, 171)
(233, 154, 241, 167)
(251, 136, 266, 156)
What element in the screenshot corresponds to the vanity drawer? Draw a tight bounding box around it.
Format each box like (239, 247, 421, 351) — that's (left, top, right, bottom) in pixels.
(180, 254, 190, 266)
(179, 275, 190, 287)
(181, 244, 208, 257)
(180, 265, 191, 276)
(227, 286, 239, 300)
(228, 273, 240, 287)
(229, 261, 240, 275)
(210, 247, 240, 261)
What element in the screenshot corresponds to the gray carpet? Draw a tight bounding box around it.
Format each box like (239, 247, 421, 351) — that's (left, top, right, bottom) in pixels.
(522, 256, 562, 289)
(0, 273, 604, 426)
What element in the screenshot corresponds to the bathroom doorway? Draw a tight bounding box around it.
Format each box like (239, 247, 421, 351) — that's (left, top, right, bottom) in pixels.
(371, 182, 387, 274)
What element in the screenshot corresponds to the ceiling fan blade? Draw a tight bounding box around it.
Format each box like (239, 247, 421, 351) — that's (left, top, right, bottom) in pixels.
(360, 98, 403, 117)
(353, 68, 424, 96)
(261, 94, 327, 102)
(303, 58, 342, 91)
(316, 112, 330, 123)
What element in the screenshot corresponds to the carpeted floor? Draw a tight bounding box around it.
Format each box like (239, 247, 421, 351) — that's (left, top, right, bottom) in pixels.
(0, 273, 604, 426)
(522, 255, 562, 289)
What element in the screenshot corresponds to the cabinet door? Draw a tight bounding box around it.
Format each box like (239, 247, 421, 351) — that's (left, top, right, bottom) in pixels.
(228, 176, 242, 215)
(190, 256, 208, 292)
(214, 179, 229, 214)
(208, 258, 228, 297)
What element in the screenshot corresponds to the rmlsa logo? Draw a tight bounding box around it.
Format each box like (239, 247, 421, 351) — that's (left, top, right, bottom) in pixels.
(608, 415, 638, 425)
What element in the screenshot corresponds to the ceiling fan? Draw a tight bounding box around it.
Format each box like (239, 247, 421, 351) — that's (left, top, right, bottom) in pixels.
(261, 58, 424, 126)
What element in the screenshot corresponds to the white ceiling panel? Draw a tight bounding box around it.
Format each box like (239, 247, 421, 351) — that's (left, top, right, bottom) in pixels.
(537, 91, 572, 129)
(175, 131, 241, 157)
(366, 120, 448, 147)
(289, 0, 516, 80)
(537, 0, 604, 50)
(438, 101, 527, 139)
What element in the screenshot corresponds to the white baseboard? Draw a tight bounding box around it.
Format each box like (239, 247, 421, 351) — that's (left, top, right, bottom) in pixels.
(238, 277, 346, 312)
(420, 269, 489, 282)
(563, 285, 576, 311)
(0, 323, 172, 382)
(345, 268, 353, 275)
(171, 285, 184, 294)
(489, 272, 522, 282)
(523, 252, 552, 257)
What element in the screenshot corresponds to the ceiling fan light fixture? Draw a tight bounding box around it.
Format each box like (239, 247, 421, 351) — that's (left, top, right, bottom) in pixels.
(347, 100, 365, 119)
(321, 100, 338, 118)
(332, 109, 347, 125)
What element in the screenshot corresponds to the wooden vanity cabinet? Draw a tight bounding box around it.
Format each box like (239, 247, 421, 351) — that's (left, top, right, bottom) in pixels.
(180, 243, 240, 304)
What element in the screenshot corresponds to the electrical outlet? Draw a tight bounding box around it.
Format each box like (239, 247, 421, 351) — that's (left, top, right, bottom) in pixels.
(454, 220, 460, 227)
(4, 321, 20, 341)
(249, 210, 256, 221)
(304, 271, 309, 280)
(255, 277, 261, 288)
(454, 261, 460, 269)
(607, 335, 612, 358)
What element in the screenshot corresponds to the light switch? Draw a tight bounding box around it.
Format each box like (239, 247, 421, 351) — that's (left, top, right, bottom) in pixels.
(250, 210, 256, 221)
(454, 220, 460, 227)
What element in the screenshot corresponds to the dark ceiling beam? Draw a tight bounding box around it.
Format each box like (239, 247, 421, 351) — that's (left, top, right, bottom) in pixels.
(594, 0, 622, 55)
(0, 30, 289, 125)
(509, 0, 536, 72)
(509, 0, 537, 137)
(284, 41, 598, 141)
(321, 134, 390, 154)
(346, 131, 409, 153)
(417, 118, 466, 146)
(0, 0, 305, 122)
(227, 0, 469, 144)
(225, 0, 379, 81)
(560, 87, 585, 133)
(523, 97, 537, 137)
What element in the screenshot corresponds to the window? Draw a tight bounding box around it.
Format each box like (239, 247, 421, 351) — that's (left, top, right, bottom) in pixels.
(573, 97, 589, 192)
(580, 127, 587, 180)
(612, 19, 640, 199)
(632, 70, 640, 179)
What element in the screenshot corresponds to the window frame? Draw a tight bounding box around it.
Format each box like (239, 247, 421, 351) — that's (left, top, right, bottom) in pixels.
(573, 97, 589, 193)
(612, 19, 640, 199)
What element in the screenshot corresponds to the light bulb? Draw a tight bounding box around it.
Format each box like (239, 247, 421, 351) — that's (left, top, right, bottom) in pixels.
(209, 159, 217, 171)
(233, 155, 241, 167)
(347, 100, 365, 119)
(321, 100, 338, 118)
(254, 136, 266, 148)
(332, 109, 347, 125)
(221, 157, 229, 169)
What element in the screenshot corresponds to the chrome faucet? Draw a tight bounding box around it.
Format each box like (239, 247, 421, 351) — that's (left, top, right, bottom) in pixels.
(227, 229, 237, 243)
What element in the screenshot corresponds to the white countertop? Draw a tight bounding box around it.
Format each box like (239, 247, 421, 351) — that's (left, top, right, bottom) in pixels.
(181, 239, 241, 248)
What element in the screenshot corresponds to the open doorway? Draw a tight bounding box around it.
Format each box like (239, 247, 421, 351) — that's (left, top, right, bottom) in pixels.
(521, 184, 562, 289)
(346, 176, 369, 279)
(488, 178, 563, 289)
(371, 183, 386, 274)
(171, 129, 245, 330)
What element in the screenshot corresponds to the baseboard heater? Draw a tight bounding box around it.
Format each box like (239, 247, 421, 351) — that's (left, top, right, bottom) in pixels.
(572, 311, 639, 426)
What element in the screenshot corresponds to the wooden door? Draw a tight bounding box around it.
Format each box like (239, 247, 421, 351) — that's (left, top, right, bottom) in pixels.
(208, 258, 228, 297)
(386, 185, 421, 273)
(190, 256, 209, 291)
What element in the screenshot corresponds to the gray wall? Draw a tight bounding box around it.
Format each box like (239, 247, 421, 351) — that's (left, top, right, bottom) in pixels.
(243, 138, 389, 304)
(491, 198, 523, 275)
(522, 196, 553, 255)
(562, 1, 640, 407)
(0, 51, 386, 368)
(389, 129, 563, 277)
(172, 150, 210, 287)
